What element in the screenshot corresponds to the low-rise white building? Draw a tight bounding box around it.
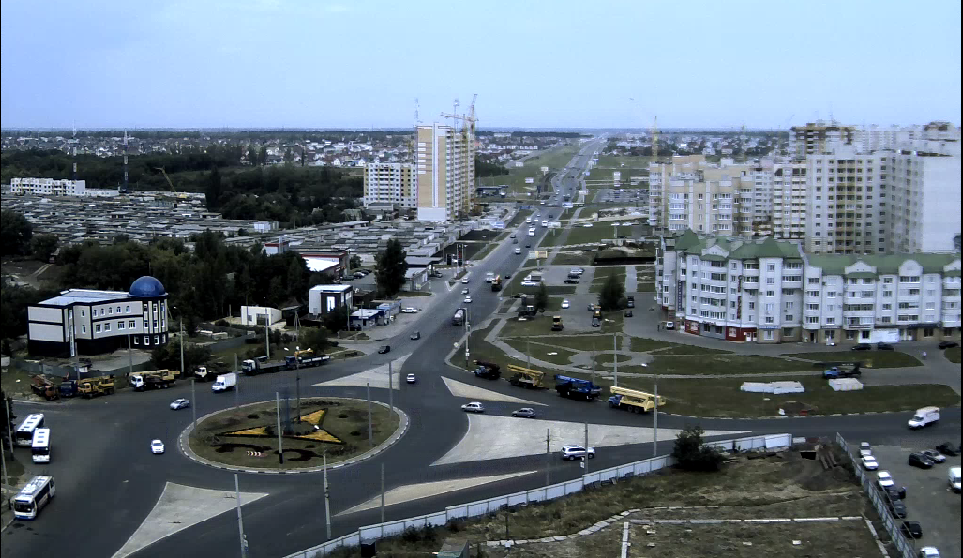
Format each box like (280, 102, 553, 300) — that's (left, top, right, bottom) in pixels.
(656, 230, 961, 344)
(308, 284, 353, 316)
(11, 178, 86, 197)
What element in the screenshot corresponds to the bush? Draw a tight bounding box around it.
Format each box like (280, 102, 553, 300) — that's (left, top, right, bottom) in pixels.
(215, 319, 229, 327)
(672, 425, 724, 472)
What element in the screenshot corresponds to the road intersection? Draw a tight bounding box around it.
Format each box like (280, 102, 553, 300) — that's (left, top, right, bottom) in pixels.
(2, 139, 959, 558)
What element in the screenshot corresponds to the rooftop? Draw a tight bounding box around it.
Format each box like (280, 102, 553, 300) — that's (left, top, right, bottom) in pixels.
(40, 289, 130, 307)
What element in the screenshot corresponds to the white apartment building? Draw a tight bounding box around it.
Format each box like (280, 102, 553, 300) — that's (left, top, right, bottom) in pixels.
(656, 230, 961, 344)
(771, 161, 807, 240)
(363, 162, 416, 208)
(10, 178, 86, 197)
(415, 123, 475, 222)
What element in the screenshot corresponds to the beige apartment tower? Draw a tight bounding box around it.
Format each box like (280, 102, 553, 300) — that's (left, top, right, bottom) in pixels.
(415, 123, 474, 222)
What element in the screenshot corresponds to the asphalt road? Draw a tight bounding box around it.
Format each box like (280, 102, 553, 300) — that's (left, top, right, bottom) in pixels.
(3, 137, 959, 558)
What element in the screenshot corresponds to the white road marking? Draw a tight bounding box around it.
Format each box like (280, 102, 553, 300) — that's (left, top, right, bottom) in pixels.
(432, 415, 746, 466)
(337, 470, 537, 515)
(315, 356, 408, 390)
(111, 482, 268, 558)
(441, 376, 547, 405)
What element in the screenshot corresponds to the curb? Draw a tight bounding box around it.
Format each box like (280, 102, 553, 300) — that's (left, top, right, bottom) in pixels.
(177, 397, 410, 475)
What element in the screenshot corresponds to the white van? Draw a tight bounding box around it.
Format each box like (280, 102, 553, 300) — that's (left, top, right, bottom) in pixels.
(948, 467, 962, 493)
(908, 406, 939, 429)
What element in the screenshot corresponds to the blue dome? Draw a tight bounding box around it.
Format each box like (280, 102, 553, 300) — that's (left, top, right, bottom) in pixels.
(129, 276, 167, 298)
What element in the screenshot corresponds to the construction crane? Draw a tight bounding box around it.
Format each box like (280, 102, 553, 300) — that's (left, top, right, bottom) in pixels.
(505, 364, 546, 389)
(154, 167, 185, 199)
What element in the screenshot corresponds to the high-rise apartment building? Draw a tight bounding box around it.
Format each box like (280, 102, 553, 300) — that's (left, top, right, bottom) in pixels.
(789, 121, 858, 159)
(415, 123, 474, 222)
(363, 163, 416, 208)
(771, 161, 807, 240)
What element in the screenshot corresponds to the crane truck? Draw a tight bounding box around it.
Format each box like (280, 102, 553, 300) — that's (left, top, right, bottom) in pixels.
(555, 375, 602, 400)
(608, 386, 665, 413)
(491, 275, 503, 292)
(473, 360, 501, 380)
(506, 364, 546, 389)
(129, 370, 176, 391)
(822, 362, 862, 379)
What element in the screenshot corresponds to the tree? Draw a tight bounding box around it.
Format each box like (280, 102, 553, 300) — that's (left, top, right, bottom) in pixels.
(0, 209, 33, 256)
(283, 146, 294, 164)
(672, 425, 724, 472)
(375, 238, 409, 298)
(30, 234, 59, 262)
(1, 389, 15, 452)
(247, 146, 258, 166)
(534, 282, 549, 313)
(599, 272, 625, 311)
(258, 146, 267, 166)
(150, 338, 211, 372)
(205, 166, 222, 209)
(322, 306, 350, 333)
(299, 327, 329, 353)
(349, 255, 362, 269)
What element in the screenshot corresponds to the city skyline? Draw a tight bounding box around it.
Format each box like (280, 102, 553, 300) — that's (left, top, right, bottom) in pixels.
(1, 0, 960, 130)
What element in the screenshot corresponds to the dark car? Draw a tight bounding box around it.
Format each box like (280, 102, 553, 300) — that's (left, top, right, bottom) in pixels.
(877, 342, 895, 351)
(900, 521, 923, 539)
(525, 243, 532, 248)
(939, 340, 959, 349)
(378, 345, 390, 354)
(936, 442, 961, 456)
(884, 485, 908, 500)
(909, 453, 934, 469)
(887, 499, 907, 518)
(851, 343, 872, 351)
(624, 310, 633, 317)
(410, 331, 421, 341)
(564, 278, 580, 284)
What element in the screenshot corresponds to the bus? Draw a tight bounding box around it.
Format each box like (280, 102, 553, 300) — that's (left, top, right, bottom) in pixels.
(13, 476, 55, 520)
(15, 414, 44, 447)
(32, 428, 51, 463)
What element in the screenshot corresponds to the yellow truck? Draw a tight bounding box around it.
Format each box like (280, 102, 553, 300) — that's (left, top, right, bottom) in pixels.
(551, 316, 564, 331)
(506, 364, 547, 389)
(79, 375, 116, 399)
(129, 370, 176, 391)
(608, 386, 665, 413)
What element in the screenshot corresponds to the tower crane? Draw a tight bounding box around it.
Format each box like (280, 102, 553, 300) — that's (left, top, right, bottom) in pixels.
(154, 167, 184, 199)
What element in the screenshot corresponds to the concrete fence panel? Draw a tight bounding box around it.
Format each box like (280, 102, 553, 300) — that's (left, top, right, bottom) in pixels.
(467, 501, 491, 518)
(563, 479, 583, 495)
(426, 511, 448, 527)
(506, 491, 528, 507)
(446, 504, 469, 521)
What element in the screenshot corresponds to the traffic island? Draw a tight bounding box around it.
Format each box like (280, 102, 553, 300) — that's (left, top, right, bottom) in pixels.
(183, 397, 405, 472)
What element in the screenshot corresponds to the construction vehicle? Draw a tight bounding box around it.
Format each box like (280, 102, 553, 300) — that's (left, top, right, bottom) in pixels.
(822, 362, 862, 379)
(608, 386, 665, 413)
(31, 375, 59, 401)
(58, 380, 79, 399)
(285, 354, 330, 369)
(193, 366, 217, 382)
(452, 308, 466, 326)
(518, 295, 536, 318)
(506, 364, 546, 389)
(554, 375, 602, 400)
(593, 307, 602, 320)
(473, 360, 501, 380)
(241, 358, 286, 376)
(129, 370, 176, 391)
(491, 275, 503, 292)
(293, 348, 314, 359)
(79, 375, 115, 399)
(551, 316, 564, 331)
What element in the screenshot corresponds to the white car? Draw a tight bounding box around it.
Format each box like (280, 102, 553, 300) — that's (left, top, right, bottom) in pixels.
(401, 307, 418, 313)
(664, 321, 675, 330)
(170, 398, 190, 410)
(859, 442, 872, 457)
(861, 455, 879, 470)
(461, 277, 470, 284)
(541, 221, 548, 227)
(463, 296, 473, 303)
(561, 445, 595, 460)
(520, 280, 538, 287)
(406, 373, 416, 384)
(461, 401, 485, 413)
(583, 223, 594, 228)
(918, 547, 940, 558)
(561, 299, 570, 309)
(151, 440, 165, 454)
(462, 288, 470, 295)
(514, 248, 522, 254)
(877, 471, 895, 488)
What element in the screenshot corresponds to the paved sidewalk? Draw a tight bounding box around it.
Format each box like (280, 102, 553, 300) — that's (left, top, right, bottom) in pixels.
(624, 265, 637, 296)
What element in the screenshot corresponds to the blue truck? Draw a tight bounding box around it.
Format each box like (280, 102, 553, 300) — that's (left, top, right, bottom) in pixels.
(554, 374, 602, 401)
(822, 362, 862, 379)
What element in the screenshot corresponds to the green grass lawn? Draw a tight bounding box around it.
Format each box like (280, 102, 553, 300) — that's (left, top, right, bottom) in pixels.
(785, 351, 922, 369)
(502, 338, 579, 366)
(551, 251, 597, 266)
(626, 336, 732, 354)
(946, 346, 961, 363)
(618, 354, 809, 375)
(541, 223, 618, 248)
(490, 144, 580, 198)
(591, 266, 627, 294)
(498, 315, 560, 338)
(501, 333, 617, 353)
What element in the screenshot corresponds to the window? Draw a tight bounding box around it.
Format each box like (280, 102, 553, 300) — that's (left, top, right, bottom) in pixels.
(808, 278, 820, 285)
(882, 303, 892, 310)
(806, 316, 819, 324)
(766, 290, 775, 297)
(807, 290, 820, 297)
(104, 323, 110, 332)
(883, 290, 893, 297)
(133, 336, 139, 345)
(116, 306, 121, 313)
(108, 307, 113, 315)
(154, 335, 160, 344)
(923, 327, 934, 337)
(143, 336, 150, 345)
(82, 325, 86, 333)
(767, 264, 775, 272)
(95, 324, 101, 333)
(785, 315, 793, 321)
(117, 321, 125, 330)
(765, 316, 774, 324)
(827, 291, 836, 298)
(128, 320, 136, 328)
(785, 301, 794, 310)
(748, 302, 755, 310)
(783, 328, 793, 337)
(766, 277, 774, 284)
(125, 305, 130, 313)
(764, 330, 774, 340)
(825, 317, 835, 325)
(765, 303, 774, 312)
(899, 276, 920, 283)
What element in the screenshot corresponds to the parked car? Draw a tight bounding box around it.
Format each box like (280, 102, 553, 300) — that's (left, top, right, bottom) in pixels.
(592, 317, 601, 327)
(938, 340, 959, 349)
(511, 408, 536, 418)
(561, 445, 595, 460)
(918, 547, 940, 558)
(410, 331, 421, 341)
(515, 248, 522, 254)
(877, 471, 895, 488)
(859, 442, 872, 457)
(909, 453, 935, 469)
(170, 398, 190, 410)
(921, 449, 946, 463)
(665, 321, 675, 330)
(461, 401, 485, 413)
(624, 310, 633, 317)
(378, 345, 391, 354)
(401, 307, 418, 313)
(151, 440, 165, 454)
(463, 296, 473, 303)
(851, 343, 872, 351)
(861, 455, 879, 470)
(406, 374, 416, 384)
(884, 485, 907, 500)
(936, 442, 960, 456)
(561, 299, 570, 309)
(900, 521, 923, 539)
(564, 277, 579, 284)
(877, 342, 895, 351)
(888, 499, 908, 519)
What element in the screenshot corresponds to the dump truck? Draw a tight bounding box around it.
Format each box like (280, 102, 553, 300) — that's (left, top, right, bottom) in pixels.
(518, 296, 537, 318)
(31, 375, 59, 401)
(822, 362, 862, 379)
(241, 358, 286, 376)
(555, 375, 602, 400)
(79, 375, 115, 399)
(551, 316, 564, 331)
(608, 386, 665, 413)
(129, 370, 176, 391)
(58, 380, 79, 399)
(473, 360, 501, 380)
(491, 275, 503, 292)
(506, 364, 546, 389)
(285, 354, 330, 369)
(452, 308, 465, 326)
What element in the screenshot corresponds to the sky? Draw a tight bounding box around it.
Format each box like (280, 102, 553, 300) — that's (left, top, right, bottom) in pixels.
(1, 0, 960, 130)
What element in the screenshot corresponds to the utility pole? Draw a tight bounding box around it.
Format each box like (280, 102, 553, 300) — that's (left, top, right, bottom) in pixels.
(265, 320, 270, 360)
(234, 353, 239, 409)
(323, 452, 332, 540)
(652, 375, 659, 459)
(234, 474, 249, 558)
(367, 383, 372, 448)
(527, 337, 531, 370)
(380, 463, 386, 527)
(5, 399, 14, 456)
(276, 392, 283, 468)
(179, 315, 185, 383)
(388, 361, 393, 416)
(584, 420, 590, 476)
(295, 348, 301, 424)
(127, 334, 133, 379)
(613, 333, 618, 387)
(190, 378, 197, 430)
(545, 429, 551, 486)
(1, 433, 8, 491)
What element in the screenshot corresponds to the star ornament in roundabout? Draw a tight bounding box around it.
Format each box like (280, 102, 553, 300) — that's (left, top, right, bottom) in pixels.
(221, 408, 342, 444)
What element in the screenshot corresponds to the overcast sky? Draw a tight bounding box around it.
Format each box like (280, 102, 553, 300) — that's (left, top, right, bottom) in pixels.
(2, 0, 960, 130)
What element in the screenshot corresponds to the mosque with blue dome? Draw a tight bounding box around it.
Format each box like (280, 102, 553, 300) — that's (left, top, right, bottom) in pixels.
(27, 276, 171, 357)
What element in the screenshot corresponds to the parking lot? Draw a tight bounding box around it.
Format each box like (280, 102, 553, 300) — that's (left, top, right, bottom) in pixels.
(868, 443, 961, 556)
(593, 188, 646, 204)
